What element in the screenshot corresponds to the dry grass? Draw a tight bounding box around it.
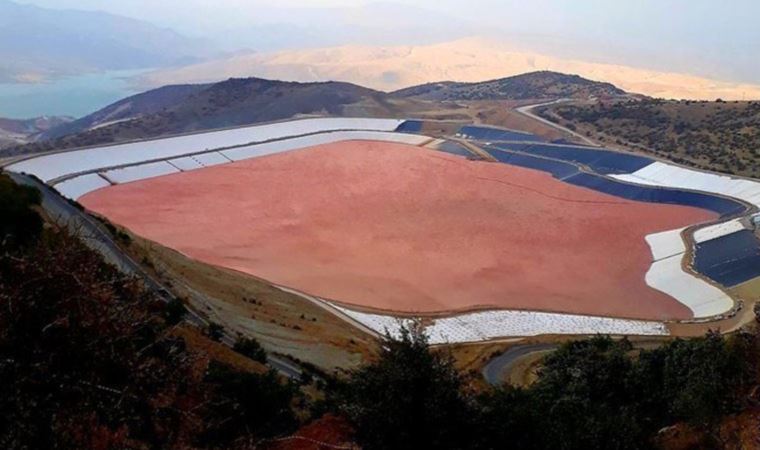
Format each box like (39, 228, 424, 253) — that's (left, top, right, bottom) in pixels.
(543, 99, 760, 178)
(172, 325, 269, 376)
(125, 232, 379, 372)
(471, 100, 568, 140)
(733, 278, 760, 301)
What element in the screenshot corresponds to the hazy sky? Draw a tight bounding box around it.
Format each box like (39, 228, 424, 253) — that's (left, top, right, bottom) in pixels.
(16, 0, 760, 84)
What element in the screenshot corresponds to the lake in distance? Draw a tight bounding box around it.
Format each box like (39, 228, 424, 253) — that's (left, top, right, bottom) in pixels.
(0, 69, 151, 119)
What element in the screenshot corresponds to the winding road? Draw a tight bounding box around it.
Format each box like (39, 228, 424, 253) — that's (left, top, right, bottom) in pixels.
(515, 99, 600, 147)
(482, 343, 558, 386)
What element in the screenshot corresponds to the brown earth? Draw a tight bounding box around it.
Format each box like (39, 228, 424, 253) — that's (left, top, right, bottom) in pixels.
(472, 100, 568, 141)
(263, 414, 356, 450)
(541, 99, 760, 178)
(172, 325, 269, 377)
(124, 232, 378, 371)
(656, 406, 760, 450)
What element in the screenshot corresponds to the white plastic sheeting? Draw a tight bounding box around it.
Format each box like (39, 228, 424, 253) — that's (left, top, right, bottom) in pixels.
(613, 161, 760, 208)
(52, 129, 430, 200)
(6, 118, 404, 182)
(331, 305, 668, 344)
(167, 153, 230, 170)
(609, 160, 750, 317)
(645, 254, 734, 318)
(192, 152, 230, 167)
(693, 219, 746, 243)
(644, 228, 734, 318)
(221, 130, 430, 161)
(102, 162, 180, 185)
(645, 228, 686, 261)
(167, 157, 204, 172)
(54, 174, 112, 200)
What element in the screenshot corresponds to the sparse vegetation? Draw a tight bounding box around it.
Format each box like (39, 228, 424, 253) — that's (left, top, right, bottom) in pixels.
(2, 78, 407, 157)
(393, 71, 627, 101)
(233, 336, 268, 363)
(164, 297, 188, 325)
(206, 322, 225, 342)
(98, 218, 132, 246)
(540, 99, 760, 177)
(5, 72, 626, 158)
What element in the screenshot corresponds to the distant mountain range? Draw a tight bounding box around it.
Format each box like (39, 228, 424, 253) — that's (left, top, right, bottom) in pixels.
(137, 38, 760, 101)
(0, 0, 215, 83)
(0, 116, 73, 149)
(3, 71, 628, 156)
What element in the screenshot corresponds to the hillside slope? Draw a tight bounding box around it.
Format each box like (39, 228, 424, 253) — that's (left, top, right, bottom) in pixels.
(539, 99, 760, 177)
(392, 71, 628, 101)
(3, 77, 414, 156)
(0, 116, 73, 149)
(4, 72, 635, 156)
(39, 84, 211, 141)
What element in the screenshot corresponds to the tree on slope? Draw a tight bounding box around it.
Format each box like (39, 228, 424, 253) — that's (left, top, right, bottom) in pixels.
(339, 322, 475, 450)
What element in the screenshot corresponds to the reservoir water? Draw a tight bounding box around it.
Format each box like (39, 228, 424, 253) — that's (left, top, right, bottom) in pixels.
(0, 69, 150, 119)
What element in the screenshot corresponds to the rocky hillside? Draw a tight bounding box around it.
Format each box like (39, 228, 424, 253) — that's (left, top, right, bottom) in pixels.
(38, 84, 210, 141)
(0, 116, 73, 149)
(5, 77, 413, 156)
(540, 98, 760, 178)
(392, 71, 629, 101)
(4, 72, 630, 157)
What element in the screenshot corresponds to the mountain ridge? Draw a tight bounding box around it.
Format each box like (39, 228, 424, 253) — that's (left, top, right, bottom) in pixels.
(392, 71, 629, 101)
(4, 77, 411, 155)
(4, 70, 626, 156)
(0, 0, 215, 83)
(0, 116, 73, 149)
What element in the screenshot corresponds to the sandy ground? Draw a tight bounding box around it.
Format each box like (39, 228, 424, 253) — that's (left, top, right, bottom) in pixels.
(139, 37, 760, 101)
(473, 101, 569, 141)
(81, 140, 714, 321)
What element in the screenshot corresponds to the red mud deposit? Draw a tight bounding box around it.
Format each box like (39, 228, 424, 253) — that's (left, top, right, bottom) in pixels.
(80, 140, 716, 320)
